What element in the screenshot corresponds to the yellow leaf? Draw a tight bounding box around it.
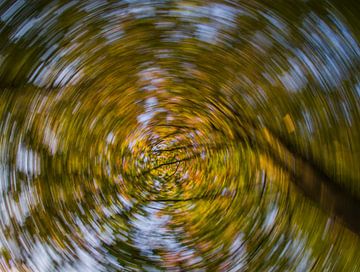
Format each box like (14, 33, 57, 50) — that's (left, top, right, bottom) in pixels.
(283, 114, 295, 133)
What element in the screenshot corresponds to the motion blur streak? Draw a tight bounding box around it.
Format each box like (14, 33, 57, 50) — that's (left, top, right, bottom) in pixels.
(0, 0, 359, 271)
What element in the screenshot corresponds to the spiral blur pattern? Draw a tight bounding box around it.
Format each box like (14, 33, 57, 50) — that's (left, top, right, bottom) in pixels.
(0, 0, 360, 271)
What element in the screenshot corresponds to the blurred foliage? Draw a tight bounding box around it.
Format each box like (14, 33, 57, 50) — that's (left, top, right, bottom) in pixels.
(0, 0, 359, 271)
